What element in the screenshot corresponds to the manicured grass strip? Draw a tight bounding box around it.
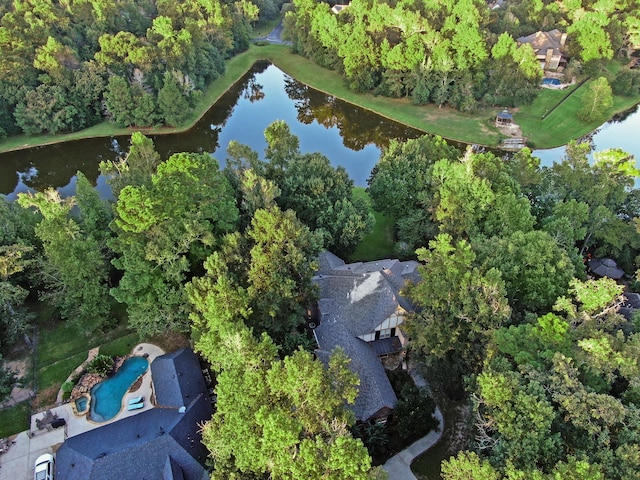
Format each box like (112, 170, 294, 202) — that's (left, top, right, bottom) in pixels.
(517, 77, 640, 148)
(2, 45, 639, 154)
(541, 77, 589, 119)
(37, 352, 87, 394)
(37, 320, 131, 366)
(253, 46, 502, 147)
(99, 332, 140, 358)
(0, 401, 30, 438)
(349, 188, 395, 262)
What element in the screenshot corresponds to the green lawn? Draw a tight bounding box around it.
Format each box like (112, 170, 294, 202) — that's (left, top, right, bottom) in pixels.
(516, 75, 640, 148)
(0, 401, 30, 438)
(33, 302, 134, 408)
(1, 44, 638, 154)
(35, 352, 87, 408)
(99, 332, 140, 358)
(349, 188, 395, 262)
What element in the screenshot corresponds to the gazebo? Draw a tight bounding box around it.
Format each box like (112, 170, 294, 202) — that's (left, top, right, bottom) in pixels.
(495, 109, 513, 127)
(588, 258, 625, 280)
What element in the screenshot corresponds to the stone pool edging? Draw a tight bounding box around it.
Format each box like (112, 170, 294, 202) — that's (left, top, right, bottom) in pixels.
(55, 346, 100, 405)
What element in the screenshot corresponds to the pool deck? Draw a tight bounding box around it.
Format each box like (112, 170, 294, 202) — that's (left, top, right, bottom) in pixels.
(0, 343, 164, 480)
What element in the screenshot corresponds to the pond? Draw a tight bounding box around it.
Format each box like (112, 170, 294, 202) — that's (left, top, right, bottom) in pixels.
(90, 356, 148, 422)
(0, 62, 425, 200)
(534, 103, 640, 168)
(0, 63, 638, 200)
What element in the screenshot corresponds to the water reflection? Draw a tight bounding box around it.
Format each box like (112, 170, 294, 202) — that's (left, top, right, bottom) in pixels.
(1, 62, 638, 199)
(533, 104, 640, 168)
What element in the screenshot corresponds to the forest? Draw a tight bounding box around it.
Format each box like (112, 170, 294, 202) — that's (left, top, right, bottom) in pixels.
(0, 0, 285, 137)
(284, 0, 640, 111)
(1, 0, 640, 478)
(2, 119, 640, 477)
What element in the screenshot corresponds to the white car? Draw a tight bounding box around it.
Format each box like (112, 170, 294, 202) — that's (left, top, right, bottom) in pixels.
(34, 453, 55, 480)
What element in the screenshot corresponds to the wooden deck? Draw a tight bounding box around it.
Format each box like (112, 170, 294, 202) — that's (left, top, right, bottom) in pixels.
(500, 138, 526, 150)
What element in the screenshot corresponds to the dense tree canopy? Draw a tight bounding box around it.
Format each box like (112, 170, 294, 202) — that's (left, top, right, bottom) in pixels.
(109, 151, 238, 336)
(0, 0, 286, 135)
(447, 278, 640, 479)
(284, 0, 640, 110)
(226, 121, 375, 257)
(17, 184, 111, 330)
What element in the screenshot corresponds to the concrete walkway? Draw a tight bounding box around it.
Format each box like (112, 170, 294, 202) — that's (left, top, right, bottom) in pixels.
(383, 407, 444, 480)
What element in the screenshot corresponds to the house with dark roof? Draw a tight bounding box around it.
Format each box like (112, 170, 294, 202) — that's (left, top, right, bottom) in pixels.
(313, 251, 420, 422)
(517, 29, 568, 70)
(55, 349, 212, 480)
(331, 3, 349, 14)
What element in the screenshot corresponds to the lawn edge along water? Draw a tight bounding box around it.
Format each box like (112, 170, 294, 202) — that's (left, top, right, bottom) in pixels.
(1, 44, 639, 154)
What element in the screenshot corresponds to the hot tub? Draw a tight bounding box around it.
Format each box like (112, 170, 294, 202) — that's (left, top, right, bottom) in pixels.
(74, 395, 90, 415)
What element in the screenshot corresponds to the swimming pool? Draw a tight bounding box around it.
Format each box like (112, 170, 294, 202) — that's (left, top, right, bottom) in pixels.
(542, 77, 561, 86)
(90, 356, 149, 422)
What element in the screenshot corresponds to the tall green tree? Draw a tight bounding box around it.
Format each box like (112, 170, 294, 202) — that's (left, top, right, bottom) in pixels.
(17, 189, 110, 329)
(405, 234, 511, 378)
(463, 277, 640, 479)
(157, 71, 191, 126)
(109, 152, 238, 336)
(190, 304, 380, 479)
(476, 230, 575, 315)
(578, 77, 613, 123)
(432, 156, 495, 239)
(0, 244, 33, 353)
(278, 151, 374, 256)
(367, 135, 460, 249)
(100, 132, 163, 198)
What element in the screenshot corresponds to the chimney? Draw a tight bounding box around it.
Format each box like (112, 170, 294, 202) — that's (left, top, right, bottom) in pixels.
(560, 33, 567, 48)
(545, 48, 554, 68)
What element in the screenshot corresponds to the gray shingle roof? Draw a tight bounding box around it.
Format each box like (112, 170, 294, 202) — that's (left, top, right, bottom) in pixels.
(151, 348, 206, 408)
(56, 349, 212, 480)
(315, 321, 397, 421)
(313, 251, 419, 421)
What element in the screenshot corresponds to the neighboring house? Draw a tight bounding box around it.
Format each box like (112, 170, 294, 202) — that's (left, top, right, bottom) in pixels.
(619, 292, 640, 321)
(56, 349, 213, 480)
(331, 3, 349, 14)
(313, 251, 420, 422)
(517, 29, 568, 70)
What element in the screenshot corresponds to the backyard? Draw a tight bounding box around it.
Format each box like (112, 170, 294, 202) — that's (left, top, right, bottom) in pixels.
(0, 302, 189, 438)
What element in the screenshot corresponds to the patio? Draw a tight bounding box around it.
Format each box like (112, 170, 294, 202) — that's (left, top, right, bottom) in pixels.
(0, 343, 164, 480)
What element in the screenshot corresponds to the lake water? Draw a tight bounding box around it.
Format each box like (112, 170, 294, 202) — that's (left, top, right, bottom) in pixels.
(0, 62, 424, 200)
(0, 62, 638, 200)
(534, 103, 640, 167)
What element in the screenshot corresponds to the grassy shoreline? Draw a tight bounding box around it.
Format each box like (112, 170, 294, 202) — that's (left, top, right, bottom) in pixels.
(1, 43, 638, 154)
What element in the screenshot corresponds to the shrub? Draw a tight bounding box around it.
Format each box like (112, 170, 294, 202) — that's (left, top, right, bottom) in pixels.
(86, 354, 114, 376)
(62, 381, 74, 400)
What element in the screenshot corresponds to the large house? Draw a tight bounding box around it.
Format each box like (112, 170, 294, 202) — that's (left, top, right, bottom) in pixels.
(312, 251, 420, 422)
(56, 349, 213, 480)
(517, 29, 568, 71)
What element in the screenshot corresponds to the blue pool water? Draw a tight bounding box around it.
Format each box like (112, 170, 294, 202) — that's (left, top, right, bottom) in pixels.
(542, 77, 561, 85)
(75, 396, 88, 413)
(90, 356, 148, 422)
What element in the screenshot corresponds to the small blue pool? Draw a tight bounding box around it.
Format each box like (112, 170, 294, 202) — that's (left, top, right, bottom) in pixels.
(90, 356, 148, 422)
(75, 396, 89, 414)
(542, 77, 561, 86)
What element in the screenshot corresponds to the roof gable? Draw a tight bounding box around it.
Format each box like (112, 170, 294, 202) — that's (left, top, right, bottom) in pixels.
(312, 251, 418, 421)
(151, 348, 206, 408)
(517, 29, 565, 56)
